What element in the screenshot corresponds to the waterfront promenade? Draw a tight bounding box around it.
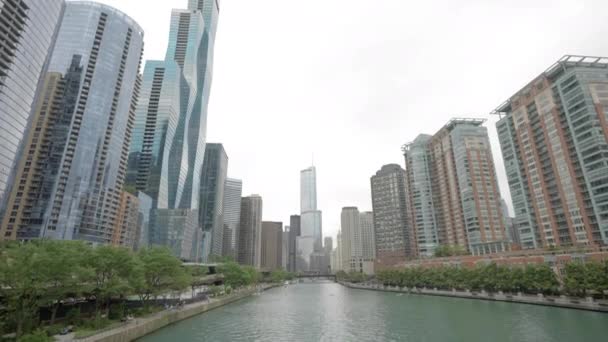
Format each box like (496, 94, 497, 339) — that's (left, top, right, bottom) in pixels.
(341, 282, 608, 313)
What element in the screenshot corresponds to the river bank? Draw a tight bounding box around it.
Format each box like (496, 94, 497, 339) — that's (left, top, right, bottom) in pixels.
(59, 284, 276, 342)
(341, 282, 608, 313)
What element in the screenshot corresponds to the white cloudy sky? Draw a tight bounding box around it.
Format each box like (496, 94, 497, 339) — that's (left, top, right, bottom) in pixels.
(95, 0, 608, 242)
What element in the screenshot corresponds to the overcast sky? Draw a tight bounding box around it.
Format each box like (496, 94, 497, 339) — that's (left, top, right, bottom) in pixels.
(95, 0, 608, 242)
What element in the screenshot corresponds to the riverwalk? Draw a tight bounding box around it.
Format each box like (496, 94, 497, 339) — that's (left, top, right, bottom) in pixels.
(341, 282, 608, 313)
(58, 285, 275, 342)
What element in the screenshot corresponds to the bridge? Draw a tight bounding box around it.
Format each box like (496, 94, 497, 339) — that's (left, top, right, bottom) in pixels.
(295, 274, 337, 281)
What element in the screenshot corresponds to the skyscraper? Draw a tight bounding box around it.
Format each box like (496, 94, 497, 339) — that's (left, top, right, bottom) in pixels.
(298, 166, 323, 272)
(199, 143, 228, 261)
(112, 192, 140, 249)
(404, 119, 508, 256)
(340, 207, 361, 273)
(0, 0, 64, 238)
(222, 178, 242, 259)
(370, 164, 414, 268)
(126, 0, 220, 258)
(402, 137, 439, 258)
(496, 55, 608, 249)
(288, 215, 301, 272)
(237, 195, 263, 268)
(127, 60, 181, 209)
(359, 212, 376, 261)
(261, 221, 283, 271)
(1, 2, 144, 243)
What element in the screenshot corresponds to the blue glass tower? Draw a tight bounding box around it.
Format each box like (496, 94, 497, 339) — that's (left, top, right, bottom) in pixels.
(128, 1, 220, 259)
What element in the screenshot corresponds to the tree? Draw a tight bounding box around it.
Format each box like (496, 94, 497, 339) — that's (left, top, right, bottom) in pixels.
(38, 241, 92, 325)
(0, 242, 47, 337)
(84, 245, 137, 318)
(134, 247, 189, 305)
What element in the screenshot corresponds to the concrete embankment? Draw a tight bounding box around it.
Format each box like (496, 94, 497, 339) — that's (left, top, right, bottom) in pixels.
(76, 285, 275, 342)
(341, 282, 608, 313)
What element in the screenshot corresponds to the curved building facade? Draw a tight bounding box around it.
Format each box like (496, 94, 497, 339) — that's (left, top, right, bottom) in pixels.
(2, 1, 145, 243)
(0, 0, 64, 232)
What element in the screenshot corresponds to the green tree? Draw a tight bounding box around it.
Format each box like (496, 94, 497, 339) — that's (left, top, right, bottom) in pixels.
(0, 242, 47, 337)
(85, 245, 137, 318)
(38, 241, 92, 324)
(134, 247, 188, 305)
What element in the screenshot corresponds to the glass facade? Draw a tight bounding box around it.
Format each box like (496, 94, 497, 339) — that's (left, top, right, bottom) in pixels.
(127, 60, 181, 209)
(39, 2, 144, 244)
(299, 166, 323, 272)
(222, 178, 242, 258)
(0, 0, 64, 230)
(199, 143, 228, 261)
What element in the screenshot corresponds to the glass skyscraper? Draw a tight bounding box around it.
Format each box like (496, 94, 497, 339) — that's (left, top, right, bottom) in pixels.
(298, 166, 323, 272)
(0, 0, 64, 234)
(199, 143, 228, 261)
(127, 1, 220, 259)
(1, 2, 144, 243)
(222, 178, 242, 259)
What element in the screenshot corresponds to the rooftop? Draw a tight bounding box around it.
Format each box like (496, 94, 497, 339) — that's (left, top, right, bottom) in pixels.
(493, 55, 608, 115)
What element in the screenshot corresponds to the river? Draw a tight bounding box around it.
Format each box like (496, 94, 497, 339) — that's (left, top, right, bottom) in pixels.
(140, 281, 608, 341)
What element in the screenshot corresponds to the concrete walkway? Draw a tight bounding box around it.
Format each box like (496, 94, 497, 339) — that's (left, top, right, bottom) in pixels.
(56, 285, 273, 342)
(342, 282, 608, 313)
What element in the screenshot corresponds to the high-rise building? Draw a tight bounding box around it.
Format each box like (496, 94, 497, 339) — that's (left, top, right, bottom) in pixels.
(340, 207, 361, 273)
(324, 236, 333, 273)
(495, 55, 608, 249)
(152, 208, 197, 260)
(112, 192, 140, 249)
(0, 2, 144, 243)
(359, 212, 376, 261)
(404, 119, 508, 256)
(127, 60, 180, 209)
(261, 221, 283, 271)
(298, 166, 323, 272)
(0, 0, 64, 231)
(282, 226, 290, 270)
(237, 195, 263, 268)
(288, 215, 301, 272)
(126, 0, 220, 258)
(370, 164, 414, 268)
(134, 192, 153, 250)
(333, 231, 343, 272)
(199, 143, 228, 261)
(222, 178, 242, 259)
(403, 136, 438, 258)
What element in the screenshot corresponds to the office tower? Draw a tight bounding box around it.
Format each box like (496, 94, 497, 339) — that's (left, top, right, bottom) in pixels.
(340, 207, 361, 272)
(127, 60, 181, 208)
(334, 231, 343, 272)
(299, 166, 323, 272)
(360, 212, 376, 260)
(153, 209, 197, 260)
(0, 2, 144, 243)
(237, 195, 263, 267)
(111, 192, 140, 249)
(403, 136, 438, 258)
(288, 215, 301, 272)
(0, 0, 64, 238)
(404, 119, 508, 256)
(261, 221, 283, 271)
(324, 236, 333, 273)
(135, 192, 153, 250)
(370, 164, 415, 268)
(199, 143, 228, 261)
(282, 227, 290, 270)
(126, 0, 220, 258)
(222, 178, 242, 259)
(496, 55, 608, 249)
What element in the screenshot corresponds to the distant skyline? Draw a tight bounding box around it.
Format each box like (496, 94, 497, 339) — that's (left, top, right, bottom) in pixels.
(94, 0, 608, 241)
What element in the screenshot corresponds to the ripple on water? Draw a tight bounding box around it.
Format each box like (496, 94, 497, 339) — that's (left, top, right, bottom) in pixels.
(140, 283, 608, 342)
